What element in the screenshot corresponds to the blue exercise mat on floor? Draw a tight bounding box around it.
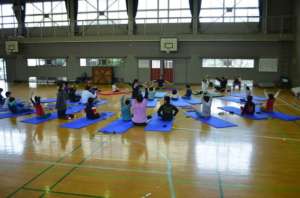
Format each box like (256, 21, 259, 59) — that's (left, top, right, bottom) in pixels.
(99, 119, 134, 134)
(0, 110, 34, 119)
(21, 113, 58, 124)
(185, 111, 237, 128)
(266, 111, 300, 121)
(0, 107, 9, 112)
(171, 98, 191, 107)
(182, 97, 202, 105)
(66, 105, 85, 114)
(41, 98, 56, 103)
(231, 93, 267, 101)
(145, 114, 174, 132)
(220, 96, 262, 105)
(147, 99, 158, 108)
(219, 106, 269, 120)
(155, 92, 167, 98)
(60, 112, 115, 129)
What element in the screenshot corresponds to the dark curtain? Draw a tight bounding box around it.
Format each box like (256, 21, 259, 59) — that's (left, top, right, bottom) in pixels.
(189, 0, 193, 17)
(189, 0, 202, 23)
(126, 0, 139, 18)
(133, 0, 138, 18)
(197, 0, 202, 18)
(65, 0, 78, 20)
(13, 0, 26, 36)
(259, 0, 264, 18)
(65, 0, 78, 33)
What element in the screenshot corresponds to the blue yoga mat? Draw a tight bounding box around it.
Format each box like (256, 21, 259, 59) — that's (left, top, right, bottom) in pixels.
(60, 112, 115, 129)
(220, 96, 262, 105)
(21, 113, 58, 124)
(41, 98, 56, 103)
(99, 119, 134, 134)
(147, 99, 158, 108)
(185, 111, 237, 128)
(171, 98, 191, 107)
(182, 97, 202, 105)
(145, 114, 174, 132)
(0, 110, 34, 119)
(231, 93, 267, 101)
(66, 105, 85, 114)
(0, 107, 9, 112)
(266, 111, 300, 121)
(155, 92, 167, 98)
(219, 106, 269, 120)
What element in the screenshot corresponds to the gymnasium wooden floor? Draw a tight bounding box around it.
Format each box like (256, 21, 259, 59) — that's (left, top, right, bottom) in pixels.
(1, 83, 300, 198)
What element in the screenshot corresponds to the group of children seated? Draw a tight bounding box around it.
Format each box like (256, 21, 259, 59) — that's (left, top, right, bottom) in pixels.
(0, 75, 282, 126)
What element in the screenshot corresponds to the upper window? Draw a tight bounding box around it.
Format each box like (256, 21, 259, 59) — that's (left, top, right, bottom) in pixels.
(202, 59, 255, 68)
(25, 1, 68, 27)
(136, 0, 191, 24)
(77, 0, 128, 25)
(80, 58, 123, 67)
(27, 58, 67, 67)
(200, 0, 259, 23)
(0, 4, 17, 29)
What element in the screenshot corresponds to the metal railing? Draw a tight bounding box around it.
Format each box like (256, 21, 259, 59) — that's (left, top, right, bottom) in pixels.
(0, 15, 296, 39)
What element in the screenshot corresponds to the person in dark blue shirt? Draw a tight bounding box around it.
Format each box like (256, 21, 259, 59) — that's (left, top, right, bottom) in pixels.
(182, 84, 192, 100)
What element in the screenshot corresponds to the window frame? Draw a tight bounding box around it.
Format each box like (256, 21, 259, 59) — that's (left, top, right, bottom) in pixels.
(77, 0, 128, 26)
(200, 0, 260, 23)
(136, 0, 192, 24)
(25, 1, 68, 27)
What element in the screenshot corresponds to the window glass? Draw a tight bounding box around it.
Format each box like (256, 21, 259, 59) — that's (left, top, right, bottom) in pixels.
(200, 0, 260, 23)
(202, 59, 255, 68)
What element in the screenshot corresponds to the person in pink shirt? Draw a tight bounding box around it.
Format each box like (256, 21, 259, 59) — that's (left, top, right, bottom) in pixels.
(131, 87, 151, 126)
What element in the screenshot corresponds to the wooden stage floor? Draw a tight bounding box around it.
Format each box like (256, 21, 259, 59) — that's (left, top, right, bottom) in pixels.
(1, 83, 300, 198)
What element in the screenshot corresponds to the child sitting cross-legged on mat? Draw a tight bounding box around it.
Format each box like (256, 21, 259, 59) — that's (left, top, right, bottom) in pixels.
(85, 97, 100, 120)
(131, 87, 151, 126)
(8, 97, 32, 114)
(31, 94, 51, 119)
(148, 87, 156, 101)
(121, 95, 131, 121)
(241, 95, 255, 115)
(80, 85, 97, 104)
(158, 96, 179, 121)
(260, 90, 280, 113)
(182, 84, 192, 100)
(191, 94, 212, 118)
(170, 89, 179, 100)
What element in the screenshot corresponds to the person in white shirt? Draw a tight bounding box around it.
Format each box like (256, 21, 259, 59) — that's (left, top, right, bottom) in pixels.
(192, 94, 212, 118)
(112, 83, 119, 92)
(245, 86, 252, 97)
(80, 86, 97, 104)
